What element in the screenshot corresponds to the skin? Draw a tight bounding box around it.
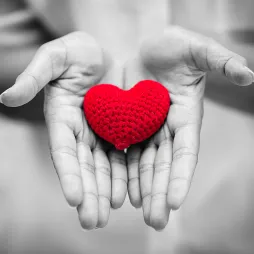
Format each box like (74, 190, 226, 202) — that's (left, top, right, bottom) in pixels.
(124, 26, 253, 231)
(1, 26, 253, 231)
(1, 32, 128, 230)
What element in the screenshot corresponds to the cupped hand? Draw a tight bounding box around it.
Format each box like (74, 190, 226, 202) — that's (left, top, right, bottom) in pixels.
(124, 26, 254, 231)
(0, 32, 128, 230)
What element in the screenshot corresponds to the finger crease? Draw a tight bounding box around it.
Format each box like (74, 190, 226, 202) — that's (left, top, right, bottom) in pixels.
(83, 191, 98, 201)
(139, 164, 154, 174)
(173, 152, 198, 161)
(151, 192, 167, 199)
(113, 177, 127, 185)
(169, 176, 190, 184)
(99, 194, 110, 202)
(142, 192, 151, 200)
(128, 176, 139, 182)
(155, 162, 172, 169)
(51, 147, 76, 158)
(61, 172, 82, 181)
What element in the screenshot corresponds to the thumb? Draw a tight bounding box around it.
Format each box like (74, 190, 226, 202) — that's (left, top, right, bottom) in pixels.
(189, 32, 254, 86)
(0, 39, 67, 107)
(141, 26, 254, 87)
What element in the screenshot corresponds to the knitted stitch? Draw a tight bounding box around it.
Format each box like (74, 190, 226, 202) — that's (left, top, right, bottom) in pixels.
(84, 80, 170, 150)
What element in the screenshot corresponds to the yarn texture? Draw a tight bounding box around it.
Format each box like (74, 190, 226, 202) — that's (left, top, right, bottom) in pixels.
(83, 80, 170, 150)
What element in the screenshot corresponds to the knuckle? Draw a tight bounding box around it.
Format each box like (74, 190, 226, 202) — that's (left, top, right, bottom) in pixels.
(39, 42, 54, 58)
(39, 40, 67, 78)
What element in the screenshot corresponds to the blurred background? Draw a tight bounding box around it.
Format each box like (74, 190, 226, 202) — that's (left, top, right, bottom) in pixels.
(2, 0, 254, 253)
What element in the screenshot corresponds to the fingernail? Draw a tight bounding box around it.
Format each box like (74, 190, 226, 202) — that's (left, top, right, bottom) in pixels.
(0, 89, 10, 104)
(0, 92, 5, 104)
(245, 67, 254, 82)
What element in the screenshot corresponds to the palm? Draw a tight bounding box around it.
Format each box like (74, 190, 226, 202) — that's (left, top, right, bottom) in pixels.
(125, 26, 253, 231)
(2, 32, 128, 230)
(2, 27, 253, 231)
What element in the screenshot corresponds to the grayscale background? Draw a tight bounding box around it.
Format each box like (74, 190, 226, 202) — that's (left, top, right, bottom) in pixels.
(1, 0, 254, 253)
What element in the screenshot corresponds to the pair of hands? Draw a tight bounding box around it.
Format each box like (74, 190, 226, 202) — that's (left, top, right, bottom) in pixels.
(2, 26, 253, 231)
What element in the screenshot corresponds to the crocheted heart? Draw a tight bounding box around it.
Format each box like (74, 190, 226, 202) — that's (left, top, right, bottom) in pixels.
(83, 80, 170, 150)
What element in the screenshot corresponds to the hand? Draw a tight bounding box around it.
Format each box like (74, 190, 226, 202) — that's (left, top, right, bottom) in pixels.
(124, 26, 254, 231)
(0, 32, 128, 230)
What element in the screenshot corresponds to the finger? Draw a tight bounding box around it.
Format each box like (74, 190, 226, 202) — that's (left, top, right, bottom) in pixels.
(0, 38, 67, 107)
(48, 122, 83, 207)
(139, 141, 157, 226)
(109, 149, 127, 209)
(127, 145, 142, 208)
(77, 142, 98, 230)
(141, 26, 254, 86)
(167, 123, 200, 210)
(93, 146, 111, 228)
(190, 33, 254, 86)
(150, 129, 172, 231)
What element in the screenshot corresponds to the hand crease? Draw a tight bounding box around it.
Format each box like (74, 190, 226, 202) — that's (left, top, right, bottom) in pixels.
(80, 162, 95, 174)
(96, 166, 111, 176)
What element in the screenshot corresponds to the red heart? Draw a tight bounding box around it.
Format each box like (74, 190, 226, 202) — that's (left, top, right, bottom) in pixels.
(83, 80, 170, 150)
